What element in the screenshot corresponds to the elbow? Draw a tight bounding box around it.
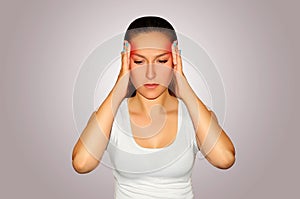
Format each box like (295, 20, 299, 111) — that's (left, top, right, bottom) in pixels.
(72, 156, 92, 174)
(217, 150, 236, 170)
(72, 158, 87, 174)
(71, 141, 101, 174)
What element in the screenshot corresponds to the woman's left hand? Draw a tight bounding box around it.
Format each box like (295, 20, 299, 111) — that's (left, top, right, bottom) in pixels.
(171, 40, 190, 99)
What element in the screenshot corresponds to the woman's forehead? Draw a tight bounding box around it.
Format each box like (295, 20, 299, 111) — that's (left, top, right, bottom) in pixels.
(131, 50, 171, 59)
(129, 32, 172, 52)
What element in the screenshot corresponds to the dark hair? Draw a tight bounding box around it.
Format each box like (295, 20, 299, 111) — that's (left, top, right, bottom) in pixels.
(124, 16, 177, 98)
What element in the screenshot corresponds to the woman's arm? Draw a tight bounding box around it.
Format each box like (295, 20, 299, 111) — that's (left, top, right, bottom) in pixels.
(182, 86, 235, 169)
(172, 41, 235, 169)
(72, 41, 131, 174)
(71, 86, 123, 174)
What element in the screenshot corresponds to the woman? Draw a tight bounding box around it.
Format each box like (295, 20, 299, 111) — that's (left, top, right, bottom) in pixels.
(72, 16, 235, 198)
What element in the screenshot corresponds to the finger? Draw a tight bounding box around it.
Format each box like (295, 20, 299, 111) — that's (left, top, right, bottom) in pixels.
(127, 41, 131, 68)
(121, 40, 129, 72)
(176, 45, 183, 73)
(172, 40, 177, 66)
(121, 40, 126, 55)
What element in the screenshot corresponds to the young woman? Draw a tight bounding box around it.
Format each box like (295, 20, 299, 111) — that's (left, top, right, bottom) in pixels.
(72, 16, 235, 198)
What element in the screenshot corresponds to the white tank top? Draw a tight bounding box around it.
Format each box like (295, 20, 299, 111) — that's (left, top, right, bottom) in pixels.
(106, 98, 200, 199)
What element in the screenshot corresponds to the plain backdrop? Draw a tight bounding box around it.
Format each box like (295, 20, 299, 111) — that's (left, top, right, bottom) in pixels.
(0, 0, 299, 198)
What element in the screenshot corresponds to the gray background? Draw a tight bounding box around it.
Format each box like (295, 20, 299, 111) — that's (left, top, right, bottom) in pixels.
(0, 0, 299, 198)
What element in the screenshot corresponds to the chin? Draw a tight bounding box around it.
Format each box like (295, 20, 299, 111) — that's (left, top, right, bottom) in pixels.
(137, 86, 167, 100)
(139, 92, 162, 100)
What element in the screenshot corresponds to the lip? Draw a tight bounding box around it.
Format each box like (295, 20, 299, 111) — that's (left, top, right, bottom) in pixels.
(144, 83, 159, 89)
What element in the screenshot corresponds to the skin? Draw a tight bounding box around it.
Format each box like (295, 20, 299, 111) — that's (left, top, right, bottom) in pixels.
(72, 31, 236, 174)
(127, 32, 179, 146)
(169, 39, 236, 170)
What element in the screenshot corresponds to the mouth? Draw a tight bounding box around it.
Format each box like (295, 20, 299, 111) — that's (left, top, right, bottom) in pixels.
(144, 83, 159, 89)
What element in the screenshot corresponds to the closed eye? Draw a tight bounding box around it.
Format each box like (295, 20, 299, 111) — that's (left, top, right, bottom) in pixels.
(158, 60, 168, 63)
(134, 60, 144, 64)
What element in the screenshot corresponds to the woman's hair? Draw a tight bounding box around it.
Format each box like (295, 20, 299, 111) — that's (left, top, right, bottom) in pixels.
(124, 16, 177, 98)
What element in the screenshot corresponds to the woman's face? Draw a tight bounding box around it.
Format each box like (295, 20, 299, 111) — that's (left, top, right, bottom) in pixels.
(129, 31, 174, 100)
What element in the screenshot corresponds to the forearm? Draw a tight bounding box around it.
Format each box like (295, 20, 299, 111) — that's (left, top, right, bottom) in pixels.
(181, 80, 235, 168)
(72, 41, 130, 173)
(181, 82, 216, 150)
(94, 79, 125, 136)
(74, 79, 125, 162)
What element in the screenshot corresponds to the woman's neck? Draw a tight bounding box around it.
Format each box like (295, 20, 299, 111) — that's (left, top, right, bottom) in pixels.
(130, 90, 174, 114)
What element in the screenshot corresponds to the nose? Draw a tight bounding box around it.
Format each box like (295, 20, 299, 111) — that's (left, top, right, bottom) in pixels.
(145, 63, 156, 80)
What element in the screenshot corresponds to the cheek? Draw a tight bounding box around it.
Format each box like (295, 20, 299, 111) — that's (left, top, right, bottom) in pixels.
(153, 64, 173, 87)
(129, 66, 146, 88)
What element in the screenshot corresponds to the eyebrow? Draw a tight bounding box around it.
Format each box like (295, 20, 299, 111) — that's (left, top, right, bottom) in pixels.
(132, 52, 170, 59)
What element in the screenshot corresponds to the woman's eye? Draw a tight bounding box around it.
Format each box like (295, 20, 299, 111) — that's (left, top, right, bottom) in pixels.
(134, 60, 144, 64)
(158, 60, 168, 63)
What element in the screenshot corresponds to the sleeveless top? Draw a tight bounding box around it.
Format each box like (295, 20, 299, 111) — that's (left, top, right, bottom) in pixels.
(105, 98, 200, 199)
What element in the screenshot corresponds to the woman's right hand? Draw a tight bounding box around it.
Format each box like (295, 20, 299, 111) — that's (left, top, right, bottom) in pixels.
(118, 40, 131, 82)
(112, 40, 131, 105)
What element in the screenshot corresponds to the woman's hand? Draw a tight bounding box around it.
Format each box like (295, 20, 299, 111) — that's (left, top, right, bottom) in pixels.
(171, 40, 190, 100)
(118, 40, 131, 82)
(113, 40, 131, 102)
